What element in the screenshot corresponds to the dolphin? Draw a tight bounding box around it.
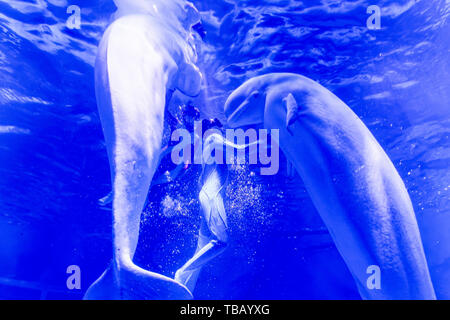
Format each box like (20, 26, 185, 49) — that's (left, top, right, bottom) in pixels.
(84, 0, 202, 300)
(224, 73, 436, 299)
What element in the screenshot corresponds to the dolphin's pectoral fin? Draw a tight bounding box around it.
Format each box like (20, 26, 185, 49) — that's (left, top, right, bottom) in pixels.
(284, 93, 300, 136)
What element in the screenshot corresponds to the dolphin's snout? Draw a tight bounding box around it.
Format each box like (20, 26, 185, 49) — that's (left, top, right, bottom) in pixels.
(224, 90, 265, 128)
(223, 90, 239, 120)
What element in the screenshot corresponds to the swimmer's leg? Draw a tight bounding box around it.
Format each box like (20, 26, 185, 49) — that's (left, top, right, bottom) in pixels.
(99, 191, 113, 206)
(175, 186, 228, 292)
(175, 134, 263, 292)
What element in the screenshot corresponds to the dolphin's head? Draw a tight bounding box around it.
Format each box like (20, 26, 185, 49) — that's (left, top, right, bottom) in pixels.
(224, 77, 266, 128)
(113, 0, 200, 30)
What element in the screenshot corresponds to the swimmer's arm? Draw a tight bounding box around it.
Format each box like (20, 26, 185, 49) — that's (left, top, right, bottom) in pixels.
(202, 133, 263, 164)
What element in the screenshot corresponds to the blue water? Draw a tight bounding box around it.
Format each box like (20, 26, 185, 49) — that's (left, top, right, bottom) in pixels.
(0, 0, 449, 299)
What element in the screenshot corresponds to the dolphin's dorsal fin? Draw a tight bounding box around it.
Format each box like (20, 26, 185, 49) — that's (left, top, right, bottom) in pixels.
(283, 93, 300, 135)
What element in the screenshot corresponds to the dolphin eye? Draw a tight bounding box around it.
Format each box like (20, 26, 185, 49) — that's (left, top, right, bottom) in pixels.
(250, 91, 260, 99)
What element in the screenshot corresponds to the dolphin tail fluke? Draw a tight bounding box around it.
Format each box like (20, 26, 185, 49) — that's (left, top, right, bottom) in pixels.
(84, 263, 193, 300)
(83, 265, 119, 300)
